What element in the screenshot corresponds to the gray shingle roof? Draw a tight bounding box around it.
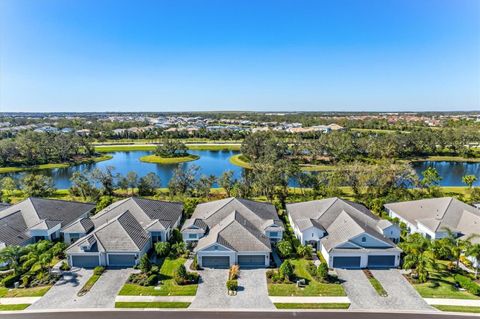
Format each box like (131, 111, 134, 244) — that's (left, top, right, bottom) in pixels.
(288, 198, 397, 252)
(0, 198, 95, 247)
(385, 197, 480, 243)
(62, 218, 94, 233)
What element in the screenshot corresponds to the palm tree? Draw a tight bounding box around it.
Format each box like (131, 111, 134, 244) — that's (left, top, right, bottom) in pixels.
(0, 245, 24, 275)
(466, 243, 480, 278)
(462, 175, 478, 189)
(403, 251, 434, 283)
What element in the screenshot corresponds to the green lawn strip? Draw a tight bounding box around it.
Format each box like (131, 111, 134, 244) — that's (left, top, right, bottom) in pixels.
(0, 286, 52, 298)
(229, 154, 252, 169)
(0, 155, 112, 174)
(268, 259, 345, 297)
(77, 273, 102, 296)
(434, 305, 480, 313)
(115, 302, 191, 308)
(118, 257, 198, 296)
(368, 278, 388, 297)
(230, 154, 335, 172)
(186, 144, 241, 151)
(274, 303, 350, 309)
(139, 154, 199, 164)
(0, 304, 30, 311)
(410, 156, 480, 163)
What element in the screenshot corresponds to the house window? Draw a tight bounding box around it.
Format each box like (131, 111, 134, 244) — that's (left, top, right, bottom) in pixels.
(361, 237, 366, 242)
(270, 232, 279, 237)
(188, 234, 197, 239)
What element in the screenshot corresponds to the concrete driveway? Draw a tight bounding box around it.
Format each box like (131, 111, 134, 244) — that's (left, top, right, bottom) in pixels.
(29, 268, 133, 309)
(336, 268, 433, 311)
(189, 268, 274, 310)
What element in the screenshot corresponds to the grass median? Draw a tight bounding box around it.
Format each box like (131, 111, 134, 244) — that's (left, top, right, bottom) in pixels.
(115, 302, 191, 308)
(274, 303, 350, 309)
(139, 154, 199, 164)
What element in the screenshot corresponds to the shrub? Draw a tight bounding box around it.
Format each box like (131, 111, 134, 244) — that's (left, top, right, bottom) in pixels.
(174, 264, 188, 285)
(188, 272, 200, 283)
(317, 263, 329, 281)
(226, 279, 238, 292)
(191, 255, 200, 270)
(20, 274, 31, 287)
(139, 255, 152, 273)
(93, 266, 105, 276)
(229, 264, 239, 280)
(279, 260, 294, 282)
(455, 274, 480, 296)
(170, 229, 183, 244)
(276, 240, 293, 258)
(266, 269, 275, 279)
(60, 261, 71, 271)
(305, 261, 316, 277)
(146, 274, 158, 286)
(2, 274, 19, 287)
(155, 242, 171, 258)
(296, 245, 313, 259)
(171, 242, 187, 258)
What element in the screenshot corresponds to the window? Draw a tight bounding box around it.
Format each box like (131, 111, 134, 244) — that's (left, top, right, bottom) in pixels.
(361, 237, 366, 242)
(188, 234, 197, 239)
(269, 232, 279, 237)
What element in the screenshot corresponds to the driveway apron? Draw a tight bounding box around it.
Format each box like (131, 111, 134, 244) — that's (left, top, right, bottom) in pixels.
(189, 268, 274, 310)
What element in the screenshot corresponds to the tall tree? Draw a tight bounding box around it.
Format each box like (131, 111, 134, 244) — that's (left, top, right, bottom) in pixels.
(21, 174, 56, 197)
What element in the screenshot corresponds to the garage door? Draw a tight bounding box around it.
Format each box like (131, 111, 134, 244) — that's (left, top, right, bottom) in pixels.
(238, 255, 265, 267)
(71, 255, 99, 268)
(108, 254, 137, 266)
(332, 256, 361, 268)
(367, 255, 396, 268)
(202, 256, 230, 268)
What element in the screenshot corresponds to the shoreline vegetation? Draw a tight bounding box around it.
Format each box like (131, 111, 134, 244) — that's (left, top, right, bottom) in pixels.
(229, 154, 340, 172)
(0, 155, 113, 174)
(139, 154, 200, 164)
(94, 143, 241, 153)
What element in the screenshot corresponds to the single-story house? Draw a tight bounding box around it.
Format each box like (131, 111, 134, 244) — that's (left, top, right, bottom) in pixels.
(181, 197, 284, 268)
(287, 198, 401, 269)
(66, 197, 183, 268)
(0, 197, 95, 249)
(385, 197, 480, 267)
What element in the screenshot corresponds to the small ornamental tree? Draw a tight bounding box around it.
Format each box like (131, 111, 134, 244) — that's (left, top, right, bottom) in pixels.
(276, 240, 293, 258)
(317, 263, 329, 281)
(226, 279, 238, 293)
(154, 242, 171, 258)
(138, 254, 151, 273)
(279, 260, 294, 282)
(174, 264, 188, 285)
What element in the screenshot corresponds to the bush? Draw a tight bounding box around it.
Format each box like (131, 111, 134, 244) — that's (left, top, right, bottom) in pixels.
(226, 279, 238, 292)
(229, 264, 239, 280)
(60, 261, 71, 271)
(297, 245, 313, 259)
(455, 274, 480, 296)
(146, 274, 158, 286)
(170, 229, 183, 244)
(174, 264, 189, 285)
(279, 260, 294, 282)
(276, 240, 293, 258)
(93, 266, 105, 276)
(155, 242, 171, 258)
(191, 255, 200, 270)
(171, 242, 187, 258)
(188, 272, 200, 283)
(266, 269, 275, 279)
(2, 274, 19, 287)
(317, 263, 329, 281)
(305, 261, 316, 277)
(139, 255, 152, 273)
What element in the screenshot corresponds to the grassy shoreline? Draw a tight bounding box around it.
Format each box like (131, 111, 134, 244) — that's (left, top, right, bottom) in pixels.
(229, 154, 335, 172)
(139, 154, 200, 164)
(95, 143, 241, 153)
(0, 155, 113, 174)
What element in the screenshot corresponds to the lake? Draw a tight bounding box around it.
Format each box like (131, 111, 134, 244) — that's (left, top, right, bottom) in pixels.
(3, 151, 480, 189)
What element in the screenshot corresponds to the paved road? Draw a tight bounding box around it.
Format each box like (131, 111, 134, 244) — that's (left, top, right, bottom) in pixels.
(337, 269, 433, 311)
(0, 311, 471, 319)
(29, 268, 133, 309)
(189, 268, 274, 309)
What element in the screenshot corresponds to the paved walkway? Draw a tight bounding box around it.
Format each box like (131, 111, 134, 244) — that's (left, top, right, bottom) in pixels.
(0, 297, 41, 305)
(29, 268, 133, 309)
(271, 250, 282, 268)
(269, 296, 350, 303)
(336, 269, 433, 311)
(189, 268, 274, 310)
(425, 298, 480, 306)
(312, 252, 320, 267)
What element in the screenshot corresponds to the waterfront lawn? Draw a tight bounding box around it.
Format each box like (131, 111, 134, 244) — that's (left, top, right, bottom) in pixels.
(118, 257, 198, 296)
(268, 259, 345, 297)
(139, 154, 199, 164)
(0, 286, 52, 298)
(115, 302, 191, 308)
(274, 303, 350, 309)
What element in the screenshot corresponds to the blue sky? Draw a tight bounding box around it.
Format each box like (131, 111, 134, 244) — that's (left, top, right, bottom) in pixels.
(0, 0, 479, 112)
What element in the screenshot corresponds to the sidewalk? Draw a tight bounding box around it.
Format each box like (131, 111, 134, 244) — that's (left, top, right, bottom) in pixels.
(269, 296, 350, 304)
(115, 296, 195, 303)
(0, 297, 41, 305)
(424, 298, 480, 307)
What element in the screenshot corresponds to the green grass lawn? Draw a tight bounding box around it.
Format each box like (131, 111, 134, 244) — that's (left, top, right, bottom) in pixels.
(229, 154, 335, 172)
(413, 262, 480, 300)
(139, 154, 200, 164)
(0, 304, 30, 311)
(115, 302, 191, 308)
(368, 277, 388, 297)
(433, 305, 480, 313)
(118, 257, 198, 296)
(274, 303, 350, 309)
(268, 259, 345, 297)
(77, 273, 102, 296)
(0, 286, 52, 298)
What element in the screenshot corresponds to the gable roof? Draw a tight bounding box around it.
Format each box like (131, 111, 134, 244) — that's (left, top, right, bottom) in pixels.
(0, 198, 95, 246)
(385, 197, 480, 243)
(288, 198, 397, 252)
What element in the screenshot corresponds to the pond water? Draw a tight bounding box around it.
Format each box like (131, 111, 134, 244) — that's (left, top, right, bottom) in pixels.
(5, 150, 244, 189)
(3, 151, 480, 189)
(412, 161, 480, 187)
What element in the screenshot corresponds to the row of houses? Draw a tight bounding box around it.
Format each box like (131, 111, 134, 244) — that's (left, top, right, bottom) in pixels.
(0, 196, 478, 269)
